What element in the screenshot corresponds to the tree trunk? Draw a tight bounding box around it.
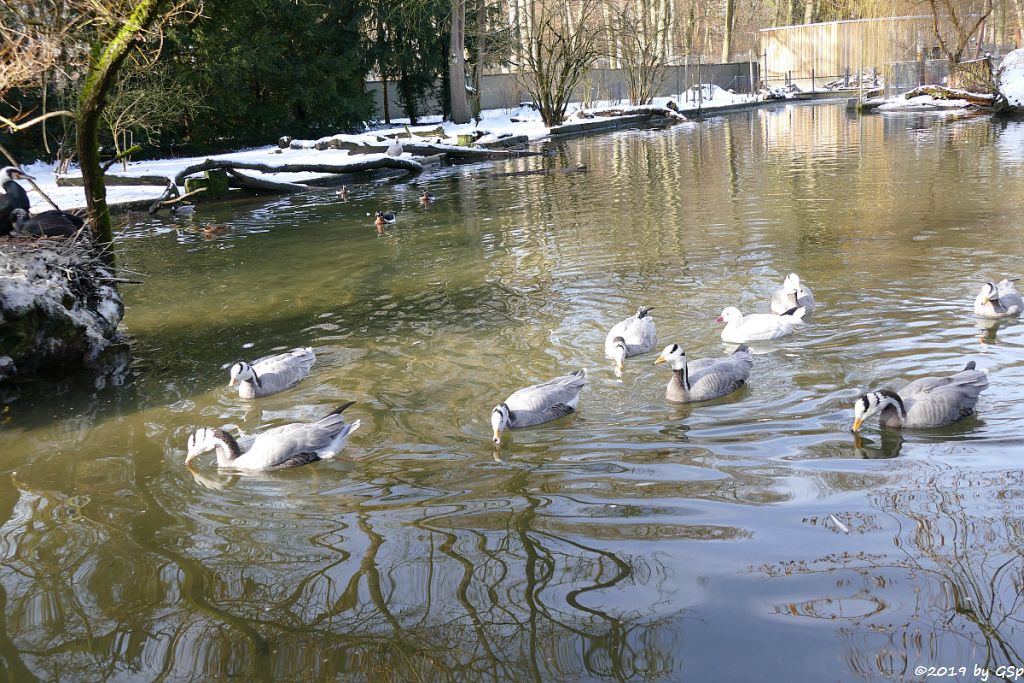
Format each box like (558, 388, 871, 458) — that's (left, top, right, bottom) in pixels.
(721, 0, 735, 62)
(77, 0, 171, 245)
(472, 0, 488, 118)
(382, 75, 391, 124)
(803, 0, 815, 24)
(448, 0, 471, 123)
(1014, 0, 1024, 45)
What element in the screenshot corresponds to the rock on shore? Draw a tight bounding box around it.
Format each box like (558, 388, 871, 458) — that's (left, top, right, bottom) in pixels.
(0, 239, 124, 379)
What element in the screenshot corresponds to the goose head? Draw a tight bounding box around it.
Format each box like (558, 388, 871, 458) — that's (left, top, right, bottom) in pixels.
(186, 427, 240, 466)
(490, 403, 511, 445)
(0, 166, 33, 185)
(715, 307, 742, 326)
(609, 336, 627, 372)
(852, 390, 905, 431)
(654, 343, 687, 370)
(784, 273, 802, 293)
(978, 281, 999, 303)
(635, 306, 653, 319)
(228, 361, 258, 388)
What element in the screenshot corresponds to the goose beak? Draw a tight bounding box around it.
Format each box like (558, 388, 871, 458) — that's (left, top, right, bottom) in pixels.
(492, 429, 502, 445)
(653, 354, 666, 365)
(714, 314, 724, 323)
(227, 378, 236, 387)
(185, 452, 198, 466)
(851, 418, 863, 432)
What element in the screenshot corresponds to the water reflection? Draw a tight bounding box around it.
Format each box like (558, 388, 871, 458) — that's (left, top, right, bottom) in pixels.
(851, 432, 904, 459)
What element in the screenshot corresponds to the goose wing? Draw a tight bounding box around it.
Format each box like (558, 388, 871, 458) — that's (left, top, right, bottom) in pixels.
(687, 347, 753, 399)
(901, 365, 988, 428)
(250, 347, 316, 394)
(504, 369, 587, 426)
(770, 287, 797, 315)
(233, 404, 358, 469)
(996, 280, 1023, 315)
(620, 315, 657, 354)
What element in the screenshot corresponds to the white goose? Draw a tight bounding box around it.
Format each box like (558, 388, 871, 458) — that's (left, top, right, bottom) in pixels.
(770, 273, 815, 315)
(228, 347, 315, 399)
(491, 369, 587, 445)
(604, 306, 657, 372)
(386, 138, 404, 157)
(716, 306, 805, 343)
(654, 343, 753, 402)
(974, 279, 1022, 318)
(852, 362, 988, 431)
(185, 402, 360, 470)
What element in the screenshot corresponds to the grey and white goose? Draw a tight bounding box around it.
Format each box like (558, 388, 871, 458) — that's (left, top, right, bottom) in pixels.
(228, 347, 315, 399)
(770, 273, 815, 315)
(974, 279, 1022, 318)
(0, 166, 32, 236)
(491, 369, 587, 445)
(604, 306, 657, 373)
(185, 402, 360, 470)
(852, 361, 988, 431)
(654, 343, 753, 402)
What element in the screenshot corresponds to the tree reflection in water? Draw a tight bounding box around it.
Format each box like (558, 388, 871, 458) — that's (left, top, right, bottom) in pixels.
(756, 464, 1024, 681)
(0, 466, 691, 680)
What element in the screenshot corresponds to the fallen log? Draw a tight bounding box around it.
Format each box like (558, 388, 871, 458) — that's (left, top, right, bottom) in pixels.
(173, 158, 423, 186)
(318, 139, 541, 161)
(902, 85, 996, 106)
(224, 168, 306, 193)
(57, 174, 172, 187)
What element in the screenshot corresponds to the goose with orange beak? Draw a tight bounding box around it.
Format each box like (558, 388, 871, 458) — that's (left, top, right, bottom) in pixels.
(604, 306, 657, 374)
(490, 369, 587, 446)
(851, 361, 988, 432)
(654, 343, 752, 402)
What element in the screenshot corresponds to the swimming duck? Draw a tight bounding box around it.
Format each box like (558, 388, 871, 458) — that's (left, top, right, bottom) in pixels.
(0, 166, 32, 236)
(604, 306, 657, 372)
(491, 369, 587, 445)
(386, 138, 404, 157)
(419, 190, 435, 204)
(974, 279, 1022, 318)
(185, 402, 360, 470)
(770, 273, 815, 315)
(338, 185, 350, 201)
(852, 361, 988, 431)
(716, 306, 805, 343)
(228, 347, 316, 399)
(202, 223, 230, 238)
(375, 210, 397, 226)
(654, 343, 753, 402)
(10, 208, 84, 238)
(171, 203, 195, 217)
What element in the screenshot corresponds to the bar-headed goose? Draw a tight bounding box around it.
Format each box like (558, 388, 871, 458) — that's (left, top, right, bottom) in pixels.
(228, 347, 315, 399)
(974, 279, 1022, 318)
(852, 361, 988, 431)
(654, 343, 753, 402)
(491, 369, 587, 445)
(186, 402, 360, 470)
(770, 273, 815, 314)
(716, 306, 805, 343)
(604, 306, 657, 373)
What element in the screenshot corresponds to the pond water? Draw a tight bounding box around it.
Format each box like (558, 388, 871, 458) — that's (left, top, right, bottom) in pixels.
(2, 102, 1024, 681)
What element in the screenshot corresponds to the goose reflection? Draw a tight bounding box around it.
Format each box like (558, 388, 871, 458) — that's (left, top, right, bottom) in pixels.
(851, 431, 903, 459)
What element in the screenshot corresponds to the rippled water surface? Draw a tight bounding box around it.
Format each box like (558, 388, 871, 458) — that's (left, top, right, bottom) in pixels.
(3, 103, 1024, 681)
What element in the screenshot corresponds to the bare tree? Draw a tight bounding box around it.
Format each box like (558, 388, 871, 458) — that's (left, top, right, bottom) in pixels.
(611, 0, 672, 105)
(449, 0, 472, 123)
(924, 0, 995, 81)
(518, 0, 603, 126)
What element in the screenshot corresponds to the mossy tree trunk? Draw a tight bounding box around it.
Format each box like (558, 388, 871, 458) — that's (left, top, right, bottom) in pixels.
(77, 0, 172, 244)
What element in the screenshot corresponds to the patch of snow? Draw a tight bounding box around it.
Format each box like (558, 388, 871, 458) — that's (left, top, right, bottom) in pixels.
(876, 95, 973, 111)
(997, 48, 1024, 109)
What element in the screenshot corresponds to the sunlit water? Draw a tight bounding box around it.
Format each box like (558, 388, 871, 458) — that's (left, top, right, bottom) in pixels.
(2, 102, 1024, 681)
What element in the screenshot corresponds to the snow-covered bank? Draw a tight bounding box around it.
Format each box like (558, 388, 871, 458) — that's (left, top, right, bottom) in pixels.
(14, 89, 758, 214)
(0, 239, 124, 379)
(997, 49, 1024, 112)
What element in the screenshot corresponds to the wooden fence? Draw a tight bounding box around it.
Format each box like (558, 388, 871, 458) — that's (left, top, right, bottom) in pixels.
(760, 16, 935, 85)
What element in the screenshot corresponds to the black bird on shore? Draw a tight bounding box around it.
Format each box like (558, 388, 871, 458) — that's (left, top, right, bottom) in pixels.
(0, 166, 33, 235)
(10, 208, 85, 238)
